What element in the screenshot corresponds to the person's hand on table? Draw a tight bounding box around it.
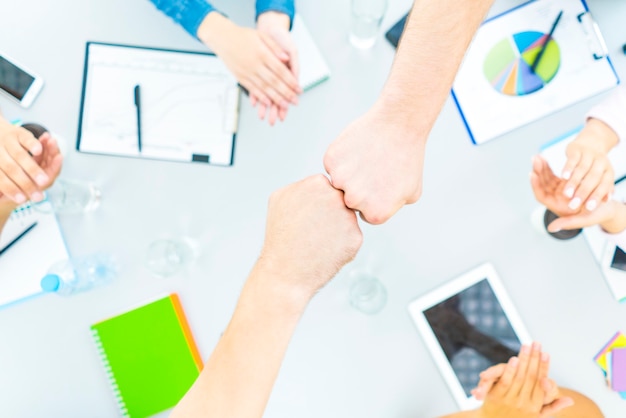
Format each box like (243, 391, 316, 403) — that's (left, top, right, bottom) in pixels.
(324, 105, 426, 224)
(197, 12, 301, 126)
(559, 119, 618, 212)
(260, 174, 363, 299)
(254, 11, 300, 126)
(530, 155, 626, 234)
(0, 122, 63, 207)
(472, 343, 574, 418)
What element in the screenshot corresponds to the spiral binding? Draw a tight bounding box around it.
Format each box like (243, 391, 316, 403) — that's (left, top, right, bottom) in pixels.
(91, 328, 130, 417)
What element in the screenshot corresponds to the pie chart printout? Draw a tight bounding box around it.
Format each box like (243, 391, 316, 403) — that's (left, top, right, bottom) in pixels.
(483, 31, 560, 96)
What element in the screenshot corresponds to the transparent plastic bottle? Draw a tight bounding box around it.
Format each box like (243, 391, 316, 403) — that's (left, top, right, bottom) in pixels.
(40, 254, 117, 296)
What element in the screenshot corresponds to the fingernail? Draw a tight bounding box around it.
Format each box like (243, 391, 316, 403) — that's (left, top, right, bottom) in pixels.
(564, 187, 575, 198)
(31, 192, 44, 202)
(541, 352, 550, 362)
(586, 199, 597, 211)
(509, 356, 519, 367)
(521, 345, 531, 354)
(548, 226, 561, 233)
(14, 193, 26, 204)
(568, 197, 582, 210)
(532, 341, 541, 351)
(562, 171, 571, 180)
(36, 174, 49, 186)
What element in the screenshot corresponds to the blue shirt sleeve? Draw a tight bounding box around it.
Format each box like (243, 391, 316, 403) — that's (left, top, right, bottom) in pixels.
(256, 0, 295, 26)
(149, 0, 216, 38)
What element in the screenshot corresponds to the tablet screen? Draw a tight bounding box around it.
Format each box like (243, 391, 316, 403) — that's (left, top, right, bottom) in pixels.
(611, 246, 626, 272)
(423, 278, 522, 396)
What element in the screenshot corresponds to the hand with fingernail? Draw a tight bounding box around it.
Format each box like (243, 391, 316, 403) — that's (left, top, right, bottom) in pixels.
(560, 119, 618, 213)
(472, 343, 574, 418)
(530, 155, 626, 234)
(0, 120, 63, 207)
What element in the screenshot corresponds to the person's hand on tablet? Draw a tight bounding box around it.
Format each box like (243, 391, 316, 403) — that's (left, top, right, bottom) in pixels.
(560, 119, 618, 212)
(472, 343, 574, 418)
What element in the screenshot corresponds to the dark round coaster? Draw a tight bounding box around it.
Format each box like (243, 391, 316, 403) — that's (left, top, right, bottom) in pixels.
(20, 123, 48, 139)
(623, 43, 626, 55)
(543, 209, 582, 240)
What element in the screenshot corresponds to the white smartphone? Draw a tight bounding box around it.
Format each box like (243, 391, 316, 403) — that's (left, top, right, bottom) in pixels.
(0, 52, 44, 108)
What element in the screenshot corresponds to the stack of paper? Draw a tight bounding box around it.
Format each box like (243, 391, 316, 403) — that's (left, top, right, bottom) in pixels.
(594, 331, 626, 399)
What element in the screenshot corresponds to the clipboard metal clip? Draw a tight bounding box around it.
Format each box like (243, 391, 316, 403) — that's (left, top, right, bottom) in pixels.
(577, 12, 609, 60)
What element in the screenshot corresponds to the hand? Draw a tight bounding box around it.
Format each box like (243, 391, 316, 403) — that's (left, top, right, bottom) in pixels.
(475, 343, 573, 418)
(197, 13, 301, 116)
(560, 119, 617, 211)
(253, 11, 300, 126)
(324, 106, 426, 224)
(0, 125, 62, 205)
(260, 174, 363, 299)
(530, 155, 626, 233)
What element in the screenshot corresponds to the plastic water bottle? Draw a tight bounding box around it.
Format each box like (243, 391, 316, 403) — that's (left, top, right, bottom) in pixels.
(40, 254, 117, 296)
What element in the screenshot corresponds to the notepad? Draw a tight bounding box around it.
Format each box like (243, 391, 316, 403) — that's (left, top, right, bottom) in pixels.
(77, 42, 239, 166)
(0, 201, 69, 309)
(612, 347, 626, 392)
(91, 294, 202, 418)
(291, 15, 331, 91)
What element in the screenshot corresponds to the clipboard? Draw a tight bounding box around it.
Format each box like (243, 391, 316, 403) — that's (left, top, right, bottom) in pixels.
(76, 42, 240, 166)
(451, 0, 620, 145)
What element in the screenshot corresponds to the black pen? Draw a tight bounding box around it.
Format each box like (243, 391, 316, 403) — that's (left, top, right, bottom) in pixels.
(0, 222, 37, 256)
(531, 11, 563, 73)
(134, 84, 142, 153)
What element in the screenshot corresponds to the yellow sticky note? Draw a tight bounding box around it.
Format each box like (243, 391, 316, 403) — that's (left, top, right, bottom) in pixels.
(595, 332, 626, 373)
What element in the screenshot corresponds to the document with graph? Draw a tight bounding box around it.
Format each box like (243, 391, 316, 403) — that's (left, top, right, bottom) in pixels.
(77, 42, 240, 165)
(451, 0, 619, 145)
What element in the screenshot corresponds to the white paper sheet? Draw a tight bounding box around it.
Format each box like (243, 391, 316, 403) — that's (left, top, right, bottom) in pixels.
(78, 43, 239, 165)
(453, 0, 619, 145)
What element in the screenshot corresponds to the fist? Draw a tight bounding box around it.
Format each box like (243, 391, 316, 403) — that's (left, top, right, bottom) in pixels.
(261, 174, 363, 296)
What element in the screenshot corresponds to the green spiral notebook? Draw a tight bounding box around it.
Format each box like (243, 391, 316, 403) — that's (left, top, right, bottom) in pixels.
(91, 294, 203, 418)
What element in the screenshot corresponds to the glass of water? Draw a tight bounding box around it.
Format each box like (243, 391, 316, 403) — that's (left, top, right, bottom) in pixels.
(349, 270, 387, 314)
(145, 237, 198, 278)
(350, 0, 388, 49)
(35, 179, 102, 214)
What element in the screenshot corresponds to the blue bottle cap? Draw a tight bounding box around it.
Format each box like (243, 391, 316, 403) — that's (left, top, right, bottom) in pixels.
(41, 274, 61, 292)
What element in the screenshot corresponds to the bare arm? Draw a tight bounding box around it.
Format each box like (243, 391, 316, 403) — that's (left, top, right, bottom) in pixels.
(171, 175, 362, 417)
(324, 0, 494, 224)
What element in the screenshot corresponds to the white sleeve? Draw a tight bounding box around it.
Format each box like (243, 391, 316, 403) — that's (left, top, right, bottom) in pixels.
(597, 225, 626, 252)
(586, 86, 626, 144)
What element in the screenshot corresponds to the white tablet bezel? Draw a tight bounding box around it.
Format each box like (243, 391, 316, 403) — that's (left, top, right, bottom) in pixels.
(0, 51, 44, 108)
(408, 263, 532, 410)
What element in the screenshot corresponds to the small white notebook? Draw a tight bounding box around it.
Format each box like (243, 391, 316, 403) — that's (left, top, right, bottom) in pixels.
(291, 15, 331, 91)
(0, 202, 69, 308)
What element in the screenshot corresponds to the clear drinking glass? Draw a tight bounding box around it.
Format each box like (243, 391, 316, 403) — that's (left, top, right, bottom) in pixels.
(349, 270, 387, 314)
(35, 179, 101, 214)
(350, 0, 388, 49)
(144, 237, 198, 278)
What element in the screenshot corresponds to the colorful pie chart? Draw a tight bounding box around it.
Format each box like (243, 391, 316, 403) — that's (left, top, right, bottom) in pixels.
(483, 31, 560, 96)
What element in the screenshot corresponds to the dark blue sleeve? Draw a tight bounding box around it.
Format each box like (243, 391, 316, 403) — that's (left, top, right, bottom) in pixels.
(149, 0, 216, 38)
(256, 0, 295, 26)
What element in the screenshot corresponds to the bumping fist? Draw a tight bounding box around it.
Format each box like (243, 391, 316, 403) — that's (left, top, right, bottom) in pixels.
(260, 174, 363, 298)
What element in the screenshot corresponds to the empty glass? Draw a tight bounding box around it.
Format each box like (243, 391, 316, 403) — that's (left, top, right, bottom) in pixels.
(349, 270, 387, 314)
(350, 0, 388, 49)
(144, 237, 198, 278)
(35, 179, 101, 214)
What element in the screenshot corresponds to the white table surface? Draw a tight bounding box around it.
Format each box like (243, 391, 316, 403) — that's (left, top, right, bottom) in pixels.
(1, 0, 626, 417)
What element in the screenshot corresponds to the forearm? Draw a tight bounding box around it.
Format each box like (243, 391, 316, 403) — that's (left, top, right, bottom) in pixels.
(577, 119, 619, 154)
(197, 11, 239, 54)
(0, 202, 17, 237)
(599, 201, 626, 234)
(149, 0, 215, 38)
(171, 260, 310, 418)
(378, 0, 494, 137)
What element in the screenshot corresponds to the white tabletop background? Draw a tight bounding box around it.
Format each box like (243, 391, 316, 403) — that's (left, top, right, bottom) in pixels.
(0, 0, 625, 417)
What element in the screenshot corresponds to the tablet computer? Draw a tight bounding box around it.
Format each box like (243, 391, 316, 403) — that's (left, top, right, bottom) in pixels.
(385, 13, 408, 48)
(408, 263, 531, 410)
